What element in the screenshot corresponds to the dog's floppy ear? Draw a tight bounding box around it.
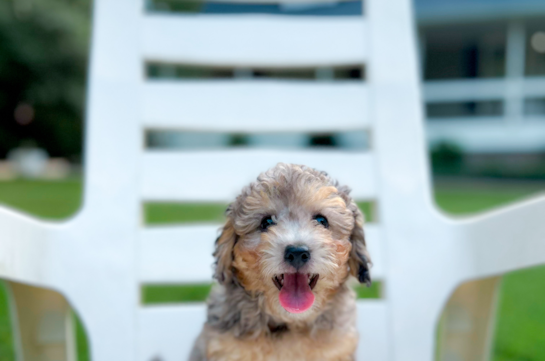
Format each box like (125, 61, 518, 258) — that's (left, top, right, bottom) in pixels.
(213, 206, 238, 284)
(347, 201, 372, 287)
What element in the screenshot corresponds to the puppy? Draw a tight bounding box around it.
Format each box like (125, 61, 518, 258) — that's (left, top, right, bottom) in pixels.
(190, 163, 371, 361)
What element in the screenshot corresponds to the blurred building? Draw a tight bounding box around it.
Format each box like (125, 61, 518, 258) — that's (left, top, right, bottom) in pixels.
(147, 0, 545, 155)
(418, 0, 545, 154)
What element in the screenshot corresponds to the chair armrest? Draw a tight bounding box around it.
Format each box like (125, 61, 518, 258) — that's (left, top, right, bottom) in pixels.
(460, 195, 545, 279)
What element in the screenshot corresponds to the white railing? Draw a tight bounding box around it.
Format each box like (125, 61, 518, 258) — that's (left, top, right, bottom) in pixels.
(143, 15, 368, 66)
(424, 77, 545, 152)
(424, 77, 545, 102)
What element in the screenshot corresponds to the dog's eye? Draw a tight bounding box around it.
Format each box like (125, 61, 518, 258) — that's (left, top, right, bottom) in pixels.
(314, 214, 329, 228)
(260, 216, 276, 231)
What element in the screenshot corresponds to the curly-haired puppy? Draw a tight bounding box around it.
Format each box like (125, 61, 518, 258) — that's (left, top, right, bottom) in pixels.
(190, 163, 371, 361)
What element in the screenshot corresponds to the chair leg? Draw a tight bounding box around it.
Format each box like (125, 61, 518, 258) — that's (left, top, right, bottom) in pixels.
(7, 282, 76, 361)
(437, 277, 501, 361)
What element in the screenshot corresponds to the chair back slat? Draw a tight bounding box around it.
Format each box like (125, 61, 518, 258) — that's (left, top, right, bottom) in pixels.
(142, 81, 370, 131)
(142, 15, 368, 66)
(138, 224, 384, 283)
(140, 150, 377, 202)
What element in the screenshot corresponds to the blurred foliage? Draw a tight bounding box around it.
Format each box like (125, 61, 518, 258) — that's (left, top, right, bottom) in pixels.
(309, 134, 337, 147)
(431, 140, 545, 179)
(467, 160, 545, 180)
(148, 0, 203, 12)
(229, 134, 250, 147)
(0, 0, 90, 160)
(430, 141, 465, 175)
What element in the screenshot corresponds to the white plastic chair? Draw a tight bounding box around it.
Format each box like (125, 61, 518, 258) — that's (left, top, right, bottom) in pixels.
(1, 0, 545, 360)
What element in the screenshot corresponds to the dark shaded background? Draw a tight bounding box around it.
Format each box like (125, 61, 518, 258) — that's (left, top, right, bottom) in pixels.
(0, 0, 89, 162)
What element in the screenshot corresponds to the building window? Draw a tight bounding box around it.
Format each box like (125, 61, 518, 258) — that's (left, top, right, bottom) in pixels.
(525, 19, 545, 76)
(422, 22, 506, 80)
(426, 100, 504, 119)
(524, 98, 545, 116)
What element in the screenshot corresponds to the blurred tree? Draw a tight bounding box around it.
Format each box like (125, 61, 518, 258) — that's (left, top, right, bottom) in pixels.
(148, 0, 202, 12)
(430, 141, 465, 175)
(0, 0, 90, 161)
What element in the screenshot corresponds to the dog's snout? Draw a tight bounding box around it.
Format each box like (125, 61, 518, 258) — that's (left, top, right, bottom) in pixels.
(284, 245, 311, 270)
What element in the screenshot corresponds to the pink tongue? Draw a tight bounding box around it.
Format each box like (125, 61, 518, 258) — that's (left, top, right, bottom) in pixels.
(279, 273, 315, 313)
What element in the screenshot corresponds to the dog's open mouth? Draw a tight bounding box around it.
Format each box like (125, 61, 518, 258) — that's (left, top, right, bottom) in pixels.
(273, 273, 319, 314)
(273, 274, 319, 291)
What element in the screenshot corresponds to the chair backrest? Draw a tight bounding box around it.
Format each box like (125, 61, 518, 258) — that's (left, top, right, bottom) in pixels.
(127, 0, 425, 360)
(138, 3, 383, 284)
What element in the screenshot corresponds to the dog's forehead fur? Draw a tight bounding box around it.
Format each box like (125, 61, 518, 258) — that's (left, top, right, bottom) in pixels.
(229, 163, 355, 236)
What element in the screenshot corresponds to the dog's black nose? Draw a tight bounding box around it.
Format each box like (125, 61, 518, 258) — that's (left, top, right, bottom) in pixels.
(284, 246, 311, 270)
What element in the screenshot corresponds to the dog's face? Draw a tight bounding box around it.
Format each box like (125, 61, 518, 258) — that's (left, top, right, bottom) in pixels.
(214, 164, 371, 322)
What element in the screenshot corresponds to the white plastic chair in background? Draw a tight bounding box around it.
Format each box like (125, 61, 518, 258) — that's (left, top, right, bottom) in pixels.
(1, 0, 545, 360)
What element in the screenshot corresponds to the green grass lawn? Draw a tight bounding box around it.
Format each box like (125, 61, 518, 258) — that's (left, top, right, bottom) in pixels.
(0, 179, 545, 360)
(0, 179, 83, 220)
